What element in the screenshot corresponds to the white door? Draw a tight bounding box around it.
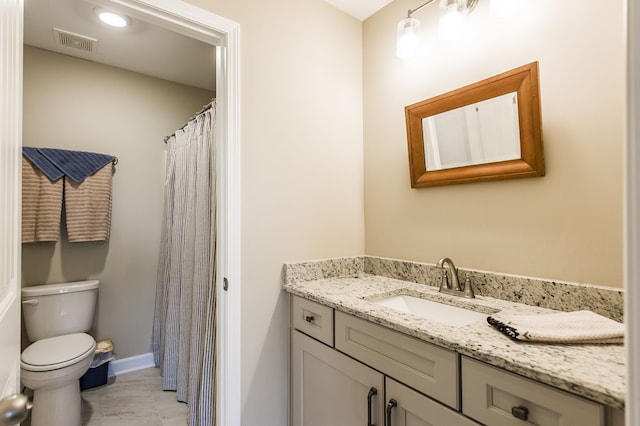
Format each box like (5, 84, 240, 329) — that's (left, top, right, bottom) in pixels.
(0, 0, 23, 400)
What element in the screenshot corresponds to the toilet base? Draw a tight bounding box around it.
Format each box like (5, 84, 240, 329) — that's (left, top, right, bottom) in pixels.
(29, 380, 82, 426)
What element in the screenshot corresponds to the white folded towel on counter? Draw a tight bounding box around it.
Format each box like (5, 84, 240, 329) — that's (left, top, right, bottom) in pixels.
(487, 310, 624, 344)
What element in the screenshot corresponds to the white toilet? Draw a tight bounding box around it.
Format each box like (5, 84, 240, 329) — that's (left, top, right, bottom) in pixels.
(20, 280, 100, 426)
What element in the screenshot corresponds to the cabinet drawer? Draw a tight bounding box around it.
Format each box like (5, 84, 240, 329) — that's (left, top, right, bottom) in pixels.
(335, 311, 459, 409)
(291, 295, 334, 346)
(461, 356, 604, 426)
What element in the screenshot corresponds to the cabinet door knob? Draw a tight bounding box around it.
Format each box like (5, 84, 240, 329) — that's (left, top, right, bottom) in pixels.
(386, 399, 397, 426)
(511, 405, 529, 421)
(305, 315, 315, 323)
(367, 387, 377, 426)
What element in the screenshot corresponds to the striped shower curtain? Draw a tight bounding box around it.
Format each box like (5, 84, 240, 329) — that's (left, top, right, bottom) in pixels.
(152, 101, 217, 426)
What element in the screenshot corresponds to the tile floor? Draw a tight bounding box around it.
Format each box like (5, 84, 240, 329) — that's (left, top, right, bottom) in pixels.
(22, 367, 188, 426)
(81, 367, 188, 426)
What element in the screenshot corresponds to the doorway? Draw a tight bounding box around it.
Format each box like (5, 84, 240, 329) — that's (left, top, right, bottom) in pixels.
(5, 1, 240, 425)
(74, 2, 241, 425)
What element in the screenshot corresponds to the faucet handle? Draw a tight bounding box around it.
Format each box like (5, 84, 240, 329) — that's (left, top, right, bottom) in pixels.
(463, 276, 475, 298)
(440, 269, 449, 290)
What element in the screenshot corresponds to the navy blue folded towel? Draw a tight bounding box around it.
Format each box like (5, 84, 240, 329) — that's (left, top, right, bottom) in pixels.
(22, 147, 65, 181)
(22, 147, 116, 183)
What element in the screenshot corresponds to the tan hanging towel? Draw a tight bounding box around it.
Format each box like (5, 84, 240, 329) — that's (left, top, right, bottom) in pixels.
(21, 157, 63, 243)
(64, 163, 113, 242)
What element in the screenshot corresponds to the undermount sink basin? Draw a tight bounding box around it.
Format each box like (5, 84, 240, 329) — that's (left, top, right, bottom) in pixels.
(371, 294, 488, 326)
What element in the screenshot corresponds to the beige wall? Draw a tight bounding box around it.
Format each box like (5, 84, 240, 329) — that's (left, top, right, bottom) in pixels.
(19, 0, 625, 423)
(21, 46, 214, 357)
(186, 1, 365, 424)
(363, 0, 624, 288)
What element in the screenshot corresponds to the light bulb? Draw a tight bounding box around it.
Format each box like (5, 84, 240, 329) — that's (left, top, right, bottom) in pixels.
(397, 17, 421, 59)
(490, 0, 520, 18)
(439, 4, 464, 41)
(97, 10, 130, 28)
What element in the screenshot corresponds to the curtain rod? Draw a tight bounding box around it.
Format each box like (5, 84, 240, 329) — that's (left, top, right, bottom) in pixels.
(164, 99, 215, 143)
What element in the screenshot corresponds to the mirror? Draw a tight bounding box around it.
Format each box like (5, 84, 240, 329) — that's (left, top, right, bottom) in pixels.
(405, 62, 544, 188)
(423, 92, 521, 170)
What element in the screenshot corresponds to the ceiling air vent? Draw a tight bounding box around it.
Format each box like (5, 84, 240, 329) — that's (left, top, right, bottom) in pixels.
(53, 28, 97, 53)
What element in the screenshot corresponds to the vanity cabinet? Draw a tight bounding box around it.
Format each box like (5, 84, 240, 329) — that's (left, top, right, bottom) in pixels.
(290, 295, 619, 426)
(291, 331, 476, 426)
(291, 294, 475, 426)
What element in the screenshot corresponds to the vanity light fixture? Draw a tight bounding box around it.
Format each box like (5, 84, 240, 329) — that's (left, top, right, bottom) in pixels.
(95, 8, 130, 28)
(397, 0, 520, 59)
(438, 0, 473, 41)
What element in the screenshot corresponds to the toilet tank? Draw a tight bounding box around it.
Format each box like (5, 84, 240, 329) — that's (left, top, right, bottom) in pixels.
(22, 280, 99, 342)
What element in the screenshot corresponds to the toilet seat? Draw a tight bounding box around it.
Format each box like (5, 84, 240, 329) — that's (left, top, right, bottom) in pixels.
(21, 333, 95, 372)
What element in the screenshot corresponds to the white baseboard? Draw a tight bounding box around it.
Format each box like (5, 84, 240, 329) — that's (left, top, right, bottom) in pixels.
(108, 352, 155, 377)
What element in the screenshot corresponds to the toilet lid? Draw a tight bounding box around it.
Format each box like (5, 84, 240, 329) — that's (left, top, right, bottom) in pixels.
(21, 333, 95, 372)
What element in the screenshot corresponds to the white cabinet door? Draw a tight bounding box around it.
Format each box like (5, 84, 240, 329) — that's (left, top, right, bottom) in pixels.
(292, 331, 384, 426)
(385, 378, 479, 426)
(0, 0, 23, 399)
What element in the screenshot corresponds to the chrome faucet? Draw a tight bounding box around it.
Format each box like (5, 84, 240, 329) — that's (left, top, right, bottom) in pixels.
(436, 257, 475, 298)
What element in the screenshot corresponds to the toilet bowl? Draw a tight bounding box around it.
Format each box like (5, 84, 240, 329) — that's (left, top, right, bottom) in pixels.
(20, 280, 99, 426)
(21, 333, 96, 426)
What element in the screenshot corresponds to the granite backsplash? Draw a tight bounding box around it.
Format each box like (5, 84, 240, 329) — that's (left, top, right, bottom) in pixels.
(283, 256, 623, 322)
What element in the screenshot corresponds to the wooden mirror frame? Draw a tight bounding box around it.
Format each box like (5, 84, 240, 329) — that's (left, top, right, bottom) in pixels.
(405, 62, 544, 188)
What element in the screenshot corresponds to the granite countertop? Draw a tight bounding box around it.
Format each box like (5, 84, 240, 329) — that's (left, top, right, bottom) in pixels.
(284, 273, 625, 409)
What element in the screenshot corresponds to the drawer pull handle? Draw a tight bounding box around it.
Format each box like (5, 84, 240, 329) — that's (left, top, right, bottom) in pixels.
(305, 315, 315, 323)
(367, 387, 377, 426)
(386, 399, 397, 426)
(511, 405, 529, 421)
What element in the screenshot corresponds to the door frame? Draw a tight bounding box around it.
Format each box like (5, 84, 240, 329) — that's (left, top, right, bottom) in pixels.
(626, 1, 639, 425)
(116, 3, 242, 426)
(0, 0, 23, 399)
(22, 0, 241, 424)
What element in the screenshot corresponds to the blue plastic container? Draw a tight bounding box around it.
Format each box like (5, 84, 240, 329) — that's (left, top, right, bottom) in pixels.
(80, 362, 109, 390)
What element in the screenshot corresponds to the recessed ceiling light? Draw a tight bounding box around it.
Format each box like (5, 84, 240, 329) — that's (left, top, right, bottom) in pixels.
(96, 9, 130, 28)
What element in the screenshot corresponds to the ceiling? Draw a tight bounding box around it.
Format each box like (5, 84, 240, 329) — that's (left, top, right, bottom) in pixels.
(23, 0, 388, 93)
(24, 0, 216, 91)
(324, 0, 392, 21)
